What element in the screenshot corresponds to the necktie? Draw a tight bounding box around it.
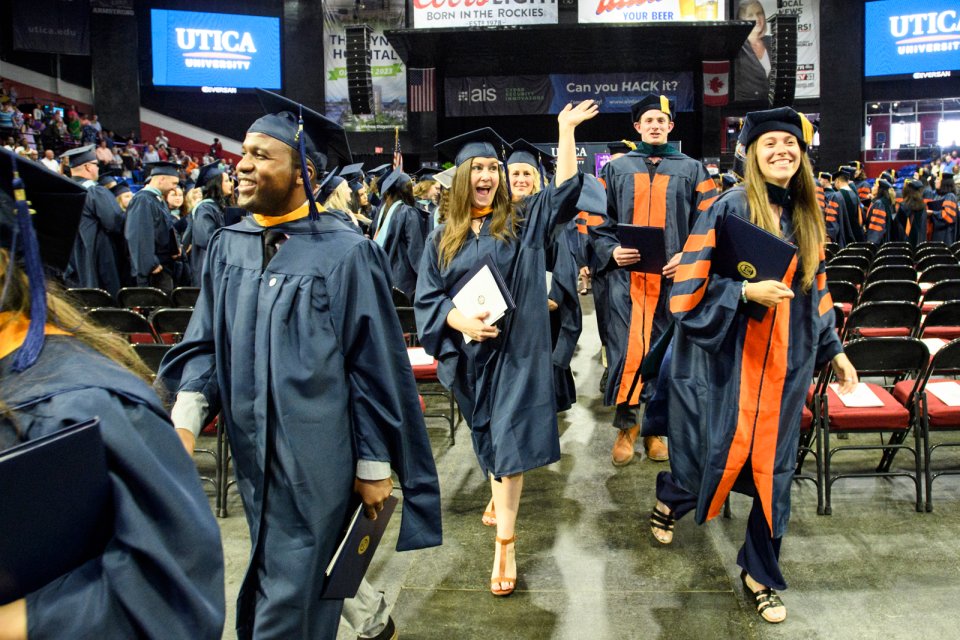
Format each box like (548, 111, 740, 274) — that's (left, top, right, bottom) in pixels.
(262, 230, 288, 270)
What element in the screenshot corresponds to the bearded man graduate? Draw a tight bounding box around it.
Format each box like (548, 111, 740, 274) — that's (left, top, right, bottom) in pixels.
(158, 90, 441, 640)
(589, 94, 717, 466)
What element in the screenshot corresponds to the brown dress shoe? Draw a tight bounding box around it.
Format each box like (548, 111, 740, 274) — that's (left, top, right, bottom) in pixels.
(644, 435, 669, 462)
(612, 425, 641, 466)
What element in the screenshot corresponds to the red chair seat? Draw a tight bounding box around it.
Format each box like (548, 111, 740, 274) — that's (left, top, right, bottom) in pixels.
(921, 301, 944, 313)
(801, 404, 813, 431)
(896, 378, 960, 428)
(839, 302, 853, 315)
(857, 327, 912, 337)
(921, 326, 960, 339)
(408, 348, 439, 381)
(419, 395, 427, 413)
(824, 382, 910, 430)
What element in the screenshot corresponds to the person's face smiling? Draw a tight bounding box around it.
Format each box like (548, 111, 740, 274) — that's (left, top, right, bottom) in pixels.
(236, 132, 301, 215)
(755, 131, 801, 188)
(470, 157, 500, 208)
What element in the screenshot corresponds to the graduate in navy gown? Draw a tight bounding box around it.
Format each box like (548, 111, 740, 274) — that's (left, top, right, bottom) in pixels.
(157, 90, 441, 640)
(415, 100, 599, 596)
(373, 168, 427, 301)
(124, 161, 182, 293)
(189, 161, 233, 285)
(931, 168, 958, 244)
(865, 178, 898, 244)
(647, 108, 858, 624)
(0, 149, 224, 639)
(60, 145, 125, 296)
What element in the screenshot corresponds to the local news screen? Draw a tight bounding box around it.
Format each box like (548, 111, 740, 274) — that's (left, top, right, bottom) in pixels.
(150, 9, 282, 89)
(865, 0, 960, 80)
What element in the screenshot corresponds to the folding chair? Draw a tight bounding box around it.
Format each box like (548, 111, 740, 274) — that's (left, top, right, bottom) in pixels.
(920, 280, 960, 312)
(150, 308, 194, 344)
(171, 286, 201, 308)
(89, 308, 159, 343)
(916, 245, 953, 261)
(864, 265, 917, 286)
(395, 306, 419, 348)
(829, 280, 858, 317)
(905, 338, 960, 511)
(837, 246, 873, 260)
(919, 265, 960, 287)
(117, 286, 171, 315)
(133, 343, 172, 375)
(826, 265, 864, 288)
(858, 280, 921, 306)
(950, 241, 960, 257)
(871, 255, 914, 270)
(796, 368, 829, 514)
(916, 301, 960, 341)
(842, 301, 921, 340)
(875, 246, 912, 260)
(828, 255, 870, 272)
(391, 287, 412, 308)
(407, 346, 457, 444)
(818, 337, 928, 514)
(824, 243, 839, 261)
(66, 287, 116, 310)
(917, 254, 958, 274)
(846, 241, 877, 255)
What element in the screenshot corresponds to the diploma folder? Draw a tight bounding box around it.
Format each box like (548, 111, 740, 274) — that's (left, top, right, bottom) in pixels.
(616, 224, 667, 274)
(713, 214, 797, 321)
(320, 495, 399, 600)
(0, 418, 111, 604)
(450, 254, 516, 343)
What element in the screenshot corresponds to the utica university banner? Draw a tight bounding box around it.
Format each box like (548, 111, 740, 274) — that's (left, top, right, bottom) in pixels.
(445, 72, 694, 117)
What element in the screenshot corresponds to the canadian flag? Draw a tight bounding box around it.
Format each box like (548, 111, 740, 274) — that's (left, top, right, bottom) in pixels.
(703, 60, 730, 107)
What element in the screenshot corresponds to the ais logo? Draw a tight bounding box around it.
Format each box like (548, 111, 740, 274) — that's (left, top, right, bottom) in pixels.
(458, 88, 497, 102)
(177, 28, 257, 70)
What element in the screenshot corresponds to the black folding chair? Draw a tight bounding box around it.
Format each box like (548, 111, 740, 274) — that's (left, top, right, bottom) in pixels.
(829, 280, 859, 317)
(846, 241, 877, 255)
(89, 308, 159, 343)
(171, 286, 201, 308)
(818, 337, 928, 514)
(826, 265, 864, 288)
(133, 343, 172, 376)
(922, 280, 960, 312)
(864, 265, 917, 286)
(875, 246, 912, 260)
(858, 280, 921, 306)
(150, 308, 194, 344)
(391, 287, 412, 308)
(842, 301, 921, 340)
(916, 245, 953, 261)
(871, 254, 914, 270)
(829, 255, 870, 272)
(913, 339, 960, 511)
(117, 287, 172, 315)
(917, 254, 958, 274)
(920, 265, 960, 286)
(66, 287, 116, 310)
(916, 301, 960, 341)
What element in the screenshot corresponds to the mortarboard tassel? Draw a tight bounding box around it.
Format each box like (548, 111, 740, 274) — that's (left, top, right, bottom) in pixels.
(9, 156, 48, 371)
(501, 144, 512, 202)
(296, 106, 321, 222)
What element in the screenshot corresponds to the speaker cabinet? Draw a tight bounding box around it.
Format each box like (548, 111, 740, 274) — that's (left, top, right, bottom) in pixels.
(345, 24, 373, 115)
(768, 14, 797, 107)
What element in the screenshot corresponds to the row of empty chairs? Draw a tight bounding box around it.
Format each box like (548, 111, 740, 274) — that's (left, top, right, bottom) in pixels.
(66, 286, 200, 311)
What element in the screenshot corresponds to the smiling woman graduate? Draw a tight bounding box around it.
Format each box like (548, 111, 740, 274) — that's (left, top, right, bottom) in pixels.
(648, 107, 858, 624)
(414, 100, 599, 597)
(158, 90, 441, 640)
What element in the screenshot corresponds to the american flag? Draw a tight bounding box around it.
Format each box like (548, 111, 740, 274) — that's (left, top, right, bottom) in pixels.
(392, 127, 403, 172)
(408, 67, 436, 113)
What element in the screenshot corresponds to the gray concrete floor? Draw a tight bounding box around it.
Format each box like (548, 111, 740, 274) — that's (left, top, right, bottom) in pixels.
(197, 295, 960, 640)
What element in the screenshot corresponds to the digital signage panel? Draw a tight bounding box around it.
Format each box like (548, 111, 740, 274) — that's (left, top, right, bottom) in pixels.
(865, 0, 960, 79)
(151, 9, 281, 89)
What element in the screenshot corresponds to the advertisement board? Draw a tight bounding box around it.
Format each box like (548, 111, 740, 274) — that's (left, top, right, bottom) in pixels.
(865, 0, 960, 79)
(150, 9, 281, 89)
(12, 0, 90, 55)
(412, 0, 558, 28)
(323, 0, 407, 132)
(445, 72, 694, 117)
(579, 0, 725, 25)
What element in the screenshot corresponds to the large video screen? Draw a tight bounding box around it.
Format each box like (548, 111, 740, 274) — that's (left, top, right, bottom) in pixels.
(865, 0, 960, 80)
(151, 9, 281, 89)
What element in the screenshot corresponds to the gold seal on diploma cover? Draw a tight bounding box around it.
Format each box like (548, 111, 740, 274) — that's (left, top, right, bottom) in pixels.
(477, 295, 485, 305)
(358, 535, 370, 555)
(737, 261, 757, 279)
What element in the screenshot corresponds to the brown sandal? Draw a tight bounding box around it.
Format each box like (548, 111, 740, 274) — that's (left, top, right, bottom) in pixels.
(490, 536, 516, 597)
(482, 499, 496, 527)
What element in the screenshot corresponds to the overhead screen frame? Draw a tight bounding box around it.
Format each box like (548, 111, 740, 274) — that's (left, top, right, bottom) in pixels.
(149, 7, 284, 93)
(864, 0, 960, 81)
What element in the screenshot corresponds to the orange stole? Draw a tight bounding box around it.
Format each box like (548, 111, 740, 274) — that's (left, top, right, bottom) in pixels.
(616, 172, 670, 406)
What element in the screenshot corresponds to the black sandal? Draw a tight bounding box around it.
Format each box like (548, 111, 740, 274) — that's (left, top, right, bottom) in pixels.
(740, 570, 786, 624)
(649, 505, 675, 544)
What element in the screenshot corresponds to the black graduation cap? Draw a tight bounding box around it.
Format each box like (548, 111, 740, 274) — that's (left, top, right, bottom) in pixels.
(434, 128, 510, 168)
(145, 161, 181, 178)
(339, 163, 366, 191)
(507, 139, 556, 180)
(721, 171, 740, 188)
(60, 145, 97, 169)
(631, 94, 674, 123)
(183, 180, 196, 192)
(196, 161, 224, 188)
(877, 178, 893, 190)
(906, 178, 924, 190)
(98, 172, 119, 189)
(837, 165, 857, 180)
(738, 107, 815, 151)
(413, 166, 441, 181)
(252, 89, 352, 172)
(607, 140, 637, 154)
(848, 160, 863, 172)
(379, 167, 412, 196)
(0, 149, 86, 370)
(368, 164, 392, 180)
(817, 171, 832, 181)
(318, 169, 346, 202)
(111, 182, 131, 198)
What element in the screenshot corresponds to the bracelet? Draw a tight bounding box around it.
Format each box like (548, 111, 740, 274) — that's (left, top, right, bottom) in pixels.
(740, 280, 748, 304)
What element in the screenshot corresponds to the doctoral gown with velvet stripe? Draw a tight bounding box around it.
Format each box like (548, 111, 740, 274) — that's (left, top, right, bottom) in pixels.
(589, 149, 717, 408)
(0, 336, 225, 640)
(415, 175, 584, 478)
(157, 212, 441, 638)
(931, 192, 958, 245)
(865, 196, 901, 244)
(666, 187, 842, 538)
(189, 199, 227, 285)
(376, 202, 427, 301)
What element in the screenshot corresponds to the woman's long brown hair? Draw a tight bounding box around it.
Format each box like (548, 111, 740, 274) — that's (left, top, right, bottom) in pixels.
(743, 143, 824, 291)
(436, 159, 521, 270)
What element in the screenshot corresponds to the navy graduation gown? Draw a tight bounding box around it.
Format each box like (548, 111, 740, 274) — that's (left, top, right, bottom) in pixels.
(124, 187, 179, 285)
(899, 202, 927, 246)
(376, 202, 427, 301)
(189, 199, 227, 285)
(838, 187, 865, 243)
(666, 188, 842, 538)
(547, 227, 582, 412)
(415, 175, 584, 477)
(822, 188, 845, 247)
(931, 193, 958, 244)
(0, 336, 224, 639)
(865, 196, 897, 244)
(157, 211, 441, 638)
(65, 180, 126, 296)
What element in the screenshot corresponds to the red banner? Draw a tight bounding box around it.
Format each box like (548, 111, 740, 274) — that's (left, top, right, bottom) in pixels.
(703, 60, 730, 107)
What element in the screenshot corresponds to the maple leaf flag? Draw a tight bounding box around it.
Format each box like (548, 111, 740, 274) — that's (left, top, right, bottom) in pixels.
(703, 60, 730, 107)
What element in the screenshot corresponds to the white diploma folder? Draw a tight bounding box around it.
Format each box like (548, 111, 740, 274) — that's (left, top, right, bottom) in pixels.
(450, 255, 516, 344)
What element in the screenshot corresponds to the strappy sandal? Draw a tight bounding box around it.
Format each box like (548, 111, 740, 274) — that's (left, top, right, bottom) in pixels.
(740, 570, 786, 624)
(482, 499, 496, 527)
(649, 505, 675, 544)
(490, 536, 516, 597)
